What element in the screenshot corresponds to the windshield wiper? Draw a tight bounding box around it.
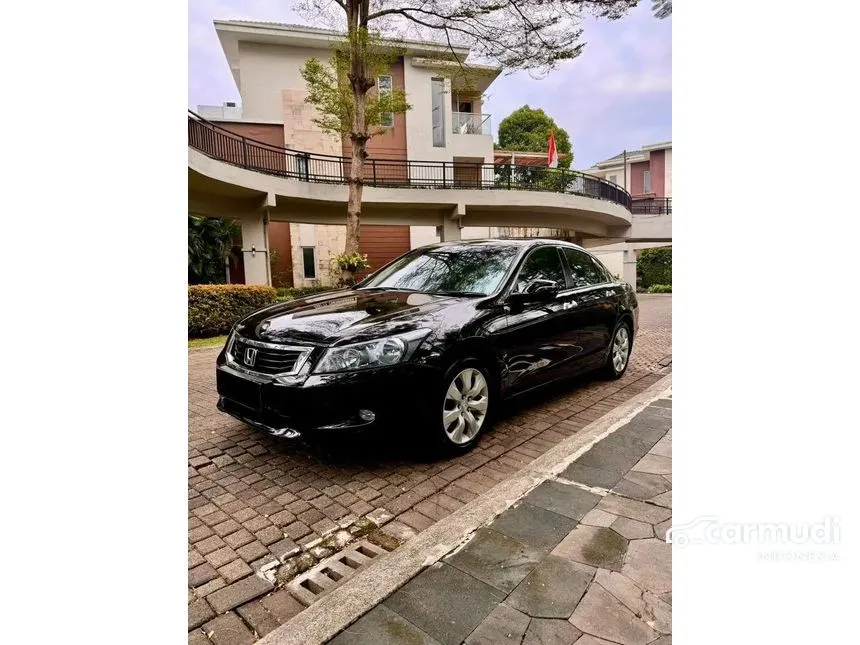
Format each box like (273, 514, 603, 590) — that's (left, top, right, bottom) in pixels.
(355, 286, 420, 292)
(429, 291, 486, 297)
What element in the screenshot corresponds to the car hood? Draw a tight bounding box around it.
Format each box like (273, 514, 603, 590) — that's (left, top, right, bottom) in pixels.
(234, 289, 467, 345)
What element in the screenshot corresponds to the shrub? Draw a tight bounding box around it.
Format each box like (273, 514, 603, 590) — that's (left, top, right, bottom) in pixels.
(647, 284, 672, 293)
(638, 246, 672, 288)
(275, 285, 337, 302)
(189, 285, 277, 337)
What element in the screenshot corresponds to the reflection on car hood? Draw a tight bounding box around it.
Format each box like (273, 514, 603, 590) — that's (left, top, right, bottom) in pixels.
(234, 289, 463, 345)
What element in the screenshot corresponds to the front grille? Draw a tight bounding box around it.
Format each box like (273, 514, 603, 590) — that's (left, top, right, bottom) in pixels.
(230, 337, 309, 375)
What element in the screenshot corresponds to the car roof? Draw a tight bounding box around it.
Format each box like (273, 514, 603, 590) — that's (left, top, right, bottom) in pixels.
(423, 238, 588, 252)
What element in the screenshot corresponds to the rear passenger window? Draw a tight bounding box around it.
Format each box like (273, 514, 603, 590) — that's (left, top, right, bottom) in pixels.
(563, 249, 607, 288)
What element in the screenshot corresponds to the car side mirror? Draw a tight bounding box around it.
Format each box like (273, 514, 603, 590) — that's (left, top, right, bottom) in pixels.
(509, 280, 560, 304)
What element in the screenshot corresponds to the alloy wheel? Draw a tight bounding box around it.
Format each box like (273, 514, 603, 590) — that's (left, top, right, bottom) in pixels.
(612, 326, 631, 373)
(442, 368, 489, 445)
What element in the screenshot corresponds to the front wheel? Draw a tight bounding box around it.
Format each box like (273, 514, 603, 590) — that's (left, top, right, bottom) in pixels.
(601, 321, 632, 380)
(431, 360, 493, 453)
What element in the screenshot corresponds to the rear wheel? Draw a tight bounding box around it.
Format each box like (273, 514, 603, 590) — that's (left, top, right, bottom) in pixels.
(431, 359, 493, 453)
(601, 321, 632, 380)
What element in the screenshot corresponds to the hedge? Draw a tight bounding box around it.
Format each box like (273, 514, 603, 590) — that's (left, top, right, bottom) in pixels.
(189, 285, 277, 338)
(275, 285, 337, 301)
(647, 284, 672, 294)
(637, 246, 672, 289)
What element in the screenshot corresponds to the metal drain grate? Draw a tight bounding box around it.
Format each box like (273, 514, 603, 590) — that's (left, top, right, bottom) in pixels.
(287, 539, 388, 606)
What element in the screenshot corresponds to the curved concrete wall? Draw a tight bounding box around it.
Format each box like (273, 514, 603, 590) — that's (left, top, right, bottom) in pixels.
(188, 148, 632, 237)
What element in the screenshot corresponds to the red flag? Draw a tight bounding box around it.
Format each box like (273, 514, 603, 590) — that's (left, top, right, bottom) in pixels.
(547, 131, 559, 168)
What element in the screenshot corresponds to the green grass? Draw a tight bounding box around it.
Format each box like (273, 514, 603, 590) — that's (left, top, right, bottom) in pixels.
(188, 335, 228, 349)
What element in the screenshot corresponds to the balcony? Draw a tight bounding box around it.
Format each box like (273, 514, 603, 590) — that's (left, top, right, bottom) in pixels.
(452, 112, 492, 136)
(630, 198, 672, 214)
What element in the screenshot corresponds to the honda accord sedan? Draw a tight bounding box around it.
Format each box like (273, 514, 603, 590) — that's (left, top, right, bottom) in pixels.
(216, 239, 638, 452)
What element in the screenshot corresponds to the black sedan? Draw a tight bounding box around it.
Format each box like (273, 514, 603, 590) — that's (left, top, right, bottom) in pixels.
(216, 239, 638, 452)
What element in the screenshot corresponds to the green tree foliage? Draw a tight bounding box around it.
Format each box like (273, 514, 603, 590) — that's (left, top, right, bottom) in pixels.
(188, 215, 240, 285)
(497, 105, 573, 169)
(293, 0, 638, 266)
(637, 246, 672, 289)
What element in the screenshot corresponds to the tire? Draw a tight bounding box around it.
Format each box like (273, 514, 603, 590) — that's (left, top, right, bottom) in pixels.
(429, 358, 494, 454)
(601, 320, 633, 380)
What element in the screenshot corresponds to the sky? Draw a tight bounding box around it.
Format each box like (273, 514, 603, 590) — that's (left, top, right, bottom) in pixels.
(188, 1, 671, 169)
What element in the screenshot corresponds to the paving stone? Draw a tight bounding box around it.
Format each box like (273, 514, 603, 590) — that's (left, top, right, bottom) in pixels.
(573, 636, 620, 645)
(560, 463, 625, 489)
(223, 529, 255, 550)
(218, 559, 253, 584)
(203, 612, 255, 645)
(206, 546, 240, 569)
(580, 508, 617, 528)
(649, 491, 672, 508)
(235, 541, 268, 563)
(522, 618, 582, 645)
(594, 570, 671, 635)
(569, 584, 658, 645)
(190, 525, 215, 544)
(573, 442, 647, 480)
(490, 503, 579, 554)
(446, 528, 543, 594)
(464, 603, 530, 645)
(189, 598, 215, 630)
(655, 518, 672, 542)
(631, 454, 671, 475)
(523, 481, 600, 522)
(612, 471, 671, 501)
(506, 555, 594, 618)
(195, 578, 226, 598)
(621, 539, 672, 595)
(552, 525, 629, 571)
(649, 436, 671, 458)
(611, 516, 654, 540)
(384, 562, 504, 645)
(260, 589, 305, 623)
(596, 495, 672, 526)
(189, 563, 219, 588)
(381, 519, 417, 542)
(188, 629, 211, 645)
(207, 575, 275, 614)
(268, 537, 300, 561)
(329, 604, 442, 645)
(197, 535, 227, 556)
(189, 550, 206, 569)
(255, 526, 283, 546)
(236, 601, 280, 637)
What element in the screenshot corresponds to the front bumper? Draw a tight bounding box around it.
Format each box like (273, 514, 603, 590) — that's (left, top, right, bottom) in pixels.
(215, 361, 439, 438)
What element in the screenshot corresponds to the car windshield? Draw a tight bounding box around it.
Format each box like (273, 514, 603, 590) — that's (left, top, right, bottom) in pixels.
(356, 244, 521, 296)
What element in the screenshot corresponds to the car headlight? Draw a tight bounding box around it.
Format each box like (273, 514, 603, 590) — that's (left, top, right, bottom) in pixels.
(313, 329, 431, 374)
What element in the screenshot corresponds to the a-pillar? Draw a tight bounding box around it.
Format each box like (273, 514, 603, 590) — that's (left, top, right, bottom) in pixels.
(621, 248, 637, 288)
(438, 204, 464, 242)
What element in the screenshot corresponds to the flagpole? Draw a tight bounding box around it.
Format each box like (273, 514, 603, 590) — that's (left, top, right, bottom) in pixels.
(623, 149, 627, 191)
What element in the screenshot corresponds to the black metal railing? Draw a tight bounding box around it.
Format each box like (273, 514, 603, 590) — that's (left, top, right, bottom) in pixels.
(188, 111, 632, 211)
(631, 198, 672, 214)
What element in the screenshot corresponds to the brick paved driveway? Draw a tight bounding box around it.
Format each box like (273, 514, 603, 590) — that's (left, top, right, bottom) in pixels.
(188, 295, 671, 642)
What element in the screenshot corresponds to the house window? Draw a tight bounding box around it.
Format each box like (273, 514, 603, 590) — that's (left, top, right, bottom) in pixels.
(431, 78, 446, 147)
(643, 170, 652, 193)
(458, 101, 473, 114)
(302, 247, 316, 279)
(378, 75, 394, 128)
(608, 174, 618, 185)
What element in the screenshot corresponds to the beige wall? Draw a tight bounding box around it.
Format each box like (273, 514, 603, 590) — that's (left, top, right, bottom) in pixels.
(290, 223, 346, 287)
(238, 42, 320, 121)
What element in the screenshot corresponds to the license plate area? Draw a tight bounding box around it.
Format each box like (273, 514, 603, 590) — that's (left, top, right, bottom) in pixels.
(217, 369, 263, 413)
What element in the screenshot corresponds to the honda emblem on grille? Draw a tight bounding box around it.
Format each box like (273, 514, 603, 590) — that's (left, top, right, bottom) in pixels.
(244, 347, 258, 367)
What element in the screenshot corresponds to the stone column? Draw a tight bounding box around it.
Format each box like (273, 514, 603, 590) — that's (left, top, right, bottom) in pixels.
(621, 248, 637, 289)
(438, 205, 464, 242)
(239, 212, 271, 286)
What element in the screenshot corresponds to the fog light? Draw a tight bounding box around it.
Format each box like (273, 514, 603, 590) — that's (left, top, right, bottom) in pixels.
(358, 409, 376, 422)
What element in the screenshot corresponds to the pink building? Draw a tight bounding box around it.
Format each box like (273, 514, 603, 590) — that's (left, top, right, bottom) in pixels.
(587, 141, 672, 215)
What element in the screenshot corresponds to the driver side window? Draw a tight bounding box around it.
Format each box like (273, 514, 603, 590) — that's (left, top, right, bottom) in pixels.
(514, 247, 566, 294)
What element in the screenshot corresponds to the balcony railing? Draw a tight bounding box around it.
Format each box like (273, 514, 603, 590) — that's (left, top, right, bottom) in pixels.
(452, 112, 492, 135)
(630, 198, 672, 214)
(188, 111, 631, 211)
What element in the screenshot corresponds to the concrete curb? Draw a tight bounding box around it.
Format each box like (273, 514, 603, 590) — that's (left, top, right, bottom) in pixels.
(257, 373, 673, 645)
